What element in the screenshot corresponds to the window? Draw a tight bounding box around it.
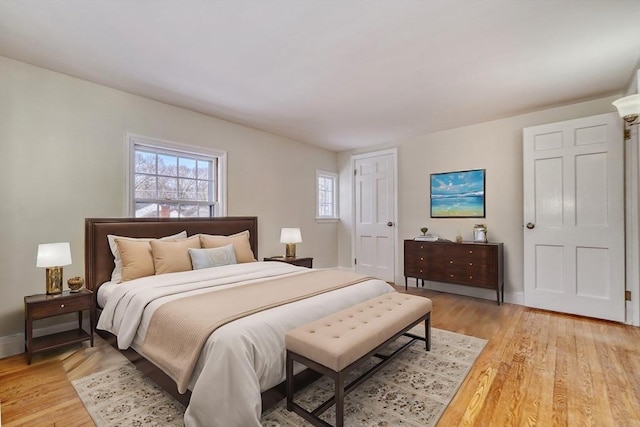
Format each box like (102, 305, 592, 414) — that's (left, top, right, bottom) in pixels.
(126, 134, 227, 218)
(316, 170, 338, 220)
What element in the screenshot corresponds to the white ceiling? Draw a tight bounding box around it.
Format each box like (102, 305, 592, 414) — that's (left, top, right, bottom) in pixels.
(1, 1, 639, 151)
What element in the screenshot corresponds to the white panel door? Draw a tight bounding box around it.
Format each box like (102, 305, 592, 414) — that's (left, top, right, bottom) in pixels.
(354, 152, 396, 282)
(523, 112, 625, 322)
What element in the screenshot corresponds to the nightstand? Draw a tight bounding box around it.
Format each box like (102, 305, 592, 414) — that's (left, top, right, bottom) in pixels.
(264, 256, 313, 268)
(24, 289, 95, 364)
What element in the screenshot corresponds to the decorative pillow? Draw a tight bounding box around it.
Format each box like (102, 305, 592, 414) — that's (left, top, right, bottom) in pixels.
(108, 231, 187, 282)
(115, 238, 156, 282)
(149, 236, 201, 275)
(199, 230, 256, 263)
(188, 244, 237, 270)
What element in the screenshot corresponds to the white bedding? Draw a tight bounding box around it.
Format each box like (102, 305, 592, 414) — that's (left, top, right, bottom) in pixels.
(97, 262, 394, 427)
(96, 280, 118, 308)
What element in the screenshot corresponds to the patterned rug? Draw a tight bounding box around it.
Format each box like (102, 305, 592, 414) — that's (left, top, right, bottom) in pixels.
(72, 326, 486, 426)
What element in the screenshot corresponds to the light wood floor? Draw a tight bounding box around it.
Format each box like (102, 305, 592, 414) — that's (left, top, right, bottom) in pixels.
(1, 287, 639, 426)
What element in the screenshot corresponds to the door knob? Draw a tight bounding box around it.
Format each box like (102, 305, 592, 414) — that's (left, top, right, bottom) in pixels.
(526, 222, 535, 229)
(387, 221, 394, 227)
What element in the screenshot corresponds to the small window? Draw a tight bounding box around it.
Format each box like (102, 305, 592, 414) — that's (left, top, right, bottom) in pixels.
(126, 134, 227, 218)
(317, 170, 338, 220)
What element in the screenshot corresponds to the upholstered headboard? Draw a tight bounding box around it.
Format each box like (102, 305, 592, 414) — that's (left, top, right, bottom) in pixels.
(85, 217, 258, 300)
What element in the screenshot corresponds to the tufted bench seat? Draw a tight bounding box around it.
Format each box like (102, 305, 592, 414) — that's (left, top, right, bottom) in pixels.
(285, 292, 432, 427)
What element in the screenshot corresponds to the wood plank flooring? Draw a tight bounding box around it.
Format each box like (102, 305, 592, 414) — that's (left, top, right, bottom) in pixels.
(1, 287, 639, 426)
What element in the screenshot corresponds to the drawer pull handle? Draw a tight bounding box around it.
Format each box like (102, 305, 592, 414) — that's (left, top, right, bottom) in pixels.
(420, 257, 424, 261)
(469, 276, 473, 279)
(419, 269, 423, 273)
(420, 245, 424, 249)
(449, 260, 453, 264)
(60, 304, 65, 308)
(469, 262, 473, 266)
(450, 274, 454, 278)
(469, 250, 473, 254)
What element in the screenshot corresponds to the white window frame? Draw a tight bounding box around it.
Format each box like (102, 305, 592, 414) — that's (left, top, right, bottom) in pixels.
(125, 133, 227, 217)
(316, 170, 339, 222)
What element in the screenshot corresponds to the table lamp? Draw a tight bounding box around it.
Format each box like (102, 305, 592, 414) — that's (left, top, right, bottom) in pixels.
(37, 242, 72, 294)
(280, 228, 302, 258)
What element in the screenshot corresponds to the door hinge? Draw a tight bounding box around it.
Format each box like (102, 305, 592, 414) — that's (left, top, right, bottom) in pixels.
(354, 258, 357, 265)
(625, 290, 631, 301)
(354, 169, 357, 176)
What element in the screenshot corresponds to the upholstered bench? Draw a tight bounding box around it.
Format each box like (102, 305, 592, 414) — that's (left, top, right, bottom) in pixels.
(285, 292, 432, 427)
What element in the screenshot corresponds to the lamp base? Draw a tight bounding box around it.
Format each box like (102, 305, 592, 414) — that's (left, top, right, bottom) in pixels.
(285, 243, 297, 258)
(46, 267, 63, 294)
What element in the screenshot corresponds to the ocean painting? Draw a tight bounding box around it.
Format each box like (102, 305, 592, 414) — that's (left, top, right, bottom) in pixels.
(430, 169, 485, 218)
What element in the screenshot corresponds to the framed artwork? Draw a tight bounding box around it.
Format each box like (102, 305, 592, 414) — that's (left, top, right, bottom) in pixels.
(430, 169, 485, 218)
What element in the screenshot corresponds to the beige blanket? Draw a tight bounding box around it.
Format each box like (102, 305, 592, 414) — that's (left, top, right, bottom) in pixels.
(141, 269, 372, 393)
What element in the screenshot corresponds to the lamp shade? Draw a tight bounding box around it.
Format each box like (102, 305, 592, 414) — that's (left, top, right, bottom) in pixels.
(280, 228, 302, 244)
(36, 242, 72, 267)
(612, 94, 640, 118)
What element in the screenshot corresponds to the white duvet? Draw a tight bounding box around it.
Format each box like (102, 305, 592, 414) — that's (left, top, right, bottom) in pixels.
(97, 262, 394, 427)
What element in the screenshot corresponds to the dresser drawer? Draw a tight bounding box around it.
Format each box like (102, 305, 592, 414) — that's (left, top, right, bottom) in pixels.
(405, 241, 445, 256)
(404, 252, 424, 264)
(445, 245, 497, 263)
(29, 294, 90, 319)
(404, 256, 427, 278)
(447, 266, 497, 288)
(446, 257, 494, 269)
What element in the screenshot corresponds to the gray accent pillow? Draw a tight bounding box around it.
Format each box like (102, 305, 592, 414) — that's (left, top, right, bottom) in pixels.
(188, 244, 237, 269)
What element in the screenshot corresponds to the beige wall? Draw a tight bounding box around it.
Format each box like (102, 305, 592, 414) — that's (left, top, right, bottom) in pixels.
(338, 95, 622, 303)
(0, 57, 338, 342)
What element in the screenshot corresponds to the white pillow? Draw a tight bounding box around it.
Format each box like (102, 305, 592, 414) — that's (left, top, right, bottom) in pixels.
(188, 244, 237, 269)
(107, 231, 187, 282)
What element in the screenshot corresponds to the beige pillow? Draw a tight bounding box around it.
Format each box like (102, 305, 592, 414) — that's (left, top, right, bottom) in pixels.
(116, 238, 156, 282)
(199, 230, 256, 263)
(150, 236, 201, 275)
(108, 231, 187, 282)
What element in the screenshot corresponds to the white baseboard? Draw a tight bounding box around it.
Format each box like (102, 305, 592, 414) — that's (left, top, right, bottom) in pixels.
(406, 279, 524, 305)
(339, 267, 524, 305)
(0, 320, 89, 359)
(0, 333, 24, 359)
(625, 300, 639, 326)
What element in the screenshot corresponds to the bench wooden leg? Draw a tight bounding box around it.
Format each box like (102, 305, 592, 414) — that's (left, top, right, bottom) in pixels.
(425, 313, 431, 351)
(286, 350, 294, 411)
(335, 371, 345, 427)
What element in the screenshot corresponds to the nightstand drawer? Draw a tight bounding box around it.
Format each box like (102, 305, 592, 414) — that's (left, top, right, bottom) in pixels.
(29, 294, 90, 319)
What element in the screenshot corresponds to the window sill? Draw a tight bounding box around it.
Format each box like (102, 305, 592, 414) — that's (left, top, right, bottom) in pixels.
(316, 217, 339, 223)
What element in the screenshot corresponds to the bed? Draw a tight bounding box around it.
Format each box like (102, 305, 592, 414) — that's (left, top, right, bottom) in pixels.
(85, 217, 394, 427)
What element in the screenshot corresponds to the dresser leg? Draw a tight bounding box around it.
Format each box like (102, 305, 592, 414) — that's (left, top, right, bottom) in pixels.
(405, 276, 408, 291)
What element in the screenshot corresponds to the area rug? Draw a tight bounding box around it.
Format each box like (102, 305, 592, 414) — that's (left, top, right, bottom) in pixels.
(72, 326, 486, 426)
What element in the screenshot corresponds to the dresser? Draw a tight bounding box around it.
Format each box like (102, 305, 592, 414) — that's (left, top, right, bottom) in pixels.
(404, 240, 504, 305)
